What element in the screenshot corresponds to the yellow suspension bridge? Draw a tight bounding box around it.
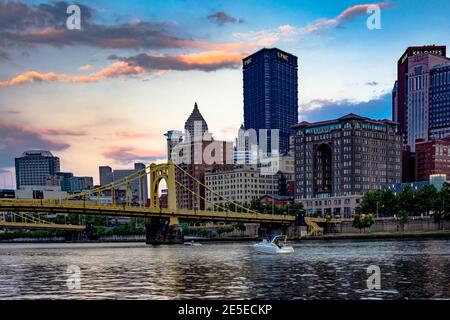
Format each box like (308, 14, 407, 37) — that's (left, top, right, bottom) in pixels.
(0, 161, 298, 242)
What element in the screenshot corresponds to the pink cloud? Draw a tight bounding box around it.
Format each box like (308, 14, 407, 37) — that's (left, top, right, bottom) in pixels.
(0, 49, 248, 87)
(116, 131, 148, 139)
(41, 128, 87, 136)
(0, 61, 145, 87)
(79, 64, 94, 71)
(0, 71, 65, 87)
(0, 119, 70, 167)
(0, 110, 21, 115)
(305, 3, 392, 32)
(103, 146, 165, 164)
(71, 61, 145, 83)
(234, 2, 392, 46)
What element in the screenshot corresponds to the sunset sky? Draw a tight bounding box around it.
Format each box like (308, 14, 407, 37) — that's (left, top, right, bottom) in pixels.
(0, 0, 449, 188)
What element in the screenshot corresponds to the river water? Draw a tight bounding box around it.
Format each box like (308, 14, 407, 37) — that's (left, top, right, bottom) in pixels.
(0, 239, 449, 300)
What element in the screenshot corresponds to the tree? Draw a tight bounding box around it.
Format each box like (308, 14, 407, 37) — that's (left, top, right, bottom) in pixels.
(380, 188, 397, 215)
(353, 214, 374, 233)
(250, 198, 263, 212)
(357, 190, 381, 215)
(397, 185, 415, 215)
(398, 209, 409, 232)
(432, 183, 450, 223)
(287, 201, 304, 216)
(415, 185, 437, 215)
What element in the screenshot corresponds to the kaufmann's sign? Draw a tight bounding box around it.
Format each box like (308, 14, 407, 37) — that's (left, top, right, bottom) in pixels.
(401, 48, 444, 64)
(412, 49, 444, 56)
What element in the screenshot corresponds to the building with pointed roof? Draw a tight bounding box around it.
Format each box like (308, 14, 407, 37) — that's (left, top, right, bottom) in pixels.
(184, 102, 209, 140)
(172, 102, 233, 210)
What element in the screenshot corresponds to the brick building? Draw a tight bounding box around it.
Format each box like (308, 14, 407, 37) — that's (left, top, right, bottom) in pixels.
(415, 137, 450, 181)
(293, 114, 402, 216)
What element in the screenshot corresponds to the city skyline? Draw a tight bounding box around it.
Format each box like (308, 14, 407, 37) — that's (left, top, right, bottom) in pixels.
(1, 0, 450, 188)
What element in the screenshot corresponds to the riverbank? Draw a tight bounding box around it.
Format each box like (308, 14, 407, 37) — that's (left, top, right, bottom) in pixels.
(1, 230, 450, 243)
(0, 235, 259, 243)
(302, 230, 450, 240)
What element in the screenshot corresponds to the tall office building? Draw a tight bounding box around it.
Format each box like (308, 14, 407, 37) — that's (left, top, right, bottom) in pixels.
(393, 46, 449, 182)
(405, 52, 449, 149)
(429, 62, 450, 140)
(392, 81, 398, 124)
(233, 124, 256, 165)
(243, 48, 298, 155)
(184, 102, 208, 140)
(98, 163, 148, 206)
(170, 103, 232, 210)
(293, 114, 402, 216)
(164, 130, 183, 161)
(393, 45, 447, 144)
(15, 150, 60, 189)
(99, 166, 113, 185)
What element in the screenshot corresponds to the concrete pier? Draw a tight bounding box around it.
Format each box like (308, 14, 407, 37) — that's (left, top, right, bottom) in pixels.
(145, 218, 184, 245)
(258, 223, 287, 239)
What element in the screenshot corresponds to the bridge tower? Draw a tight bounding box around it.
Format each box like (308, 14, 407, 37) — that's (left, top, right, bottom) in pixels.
(149, 161, 177, 212)
(146, 161, 183, 244)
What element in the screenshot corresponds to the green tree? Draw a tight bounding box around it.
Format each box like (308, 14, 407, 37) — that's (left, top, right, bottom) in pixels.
(250, 198, 263, 212)
(363, 214, 374, 230)
(353, 214, 374, 233)
(217, 225, 235, 235)
(397, 185, 415, 215)
(380, 189, 397, 215)
(287, 201, 305, 216)
(432, 183, 450, 223)
(415, 185, 437, 215)
(357, 190, 382, 215)
(398, 209, 409, 232)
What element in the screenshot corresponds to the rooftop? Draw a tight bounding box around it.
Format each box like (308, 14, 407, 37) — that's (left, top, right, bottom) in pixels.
(20, 150, 55, 157)
(184, 102, 208, 132)
(293, 113, 397, 130)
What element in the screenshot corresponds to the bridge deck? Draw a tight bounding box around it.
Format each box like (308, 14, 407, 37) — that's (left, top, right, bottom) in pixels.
(0, 200, 296, 225)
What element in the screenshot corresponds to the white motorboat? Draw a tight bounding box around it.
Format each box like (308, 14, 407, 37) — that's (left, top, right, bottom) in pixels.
(254, 235, 294, 254)
(184, 240, 202, 246)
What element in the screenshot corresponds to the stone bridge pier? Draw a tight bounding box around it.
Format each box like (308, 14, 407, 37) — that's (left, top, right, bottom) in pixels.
(258, 223, 289, 240)
(145, 217, 184, 245)
(146, 162, 184, 244)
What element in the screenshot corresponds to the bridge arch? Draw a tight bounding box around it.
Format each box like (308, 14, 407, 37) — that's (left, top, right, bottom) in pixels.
(150, 161, 176, 211)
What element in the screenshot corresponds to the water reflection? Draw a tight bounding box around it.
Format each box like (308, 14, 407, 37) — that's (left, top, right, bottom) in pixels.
(0, 240, 449, 299)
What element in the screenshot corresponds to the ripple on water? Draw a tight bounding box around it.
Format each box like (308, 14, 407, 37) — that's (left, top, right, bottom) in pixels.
(0, 239, 449, 299)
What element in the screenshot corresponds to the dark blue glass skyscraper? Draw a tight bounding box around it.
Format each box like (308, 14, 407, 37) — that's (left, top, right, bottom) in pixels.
(429, 62, 450, 140)
(243, 48, 298, 155)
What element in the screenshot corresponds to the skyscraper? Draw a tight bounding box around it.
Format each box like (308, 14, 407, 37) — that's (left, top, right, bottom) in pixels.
(184, 102, 208, 140)
(243, 48, 298, 155)
(393, 45, 447, 144)
(15, 150, 60, 189)
(172, 103, 232, 210)
(429, 62, 450, 140)
(99, 166, 113, 186)
(405, 52, 449, 149)
(164, 130, 183, 161)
